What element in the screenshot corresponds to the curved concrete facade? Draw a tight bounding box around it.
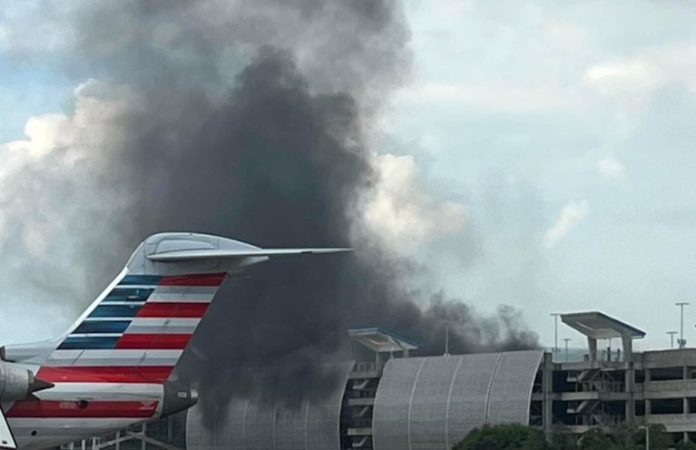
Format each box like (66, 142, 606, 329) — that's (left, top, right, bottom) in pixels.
(186, 362, 353, 450)
(372, 350, 543, 450)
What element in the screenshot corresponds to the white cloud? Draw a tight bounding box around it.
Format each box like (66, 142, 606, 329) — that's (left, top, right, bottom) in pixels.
(395, 82, 574, 115)
(0, 80, 132, 258)
(0, 79, 137, 164)
(362, 153, 467, 248)
(544, 200, 589, 249)
(596, 156, 626, 181)
(584, 60, 659, 90)
(584, 44, 696, 95)
(4, 113, 70, 158)
(0, 80, 140, 342)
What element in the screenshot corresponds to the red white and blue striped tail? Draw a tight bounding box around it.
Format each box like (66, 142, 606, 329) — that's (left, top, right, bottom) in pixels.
(36, 271, 226, 384)
(4, 232, 351, 384)
(0, 233, 349, 450)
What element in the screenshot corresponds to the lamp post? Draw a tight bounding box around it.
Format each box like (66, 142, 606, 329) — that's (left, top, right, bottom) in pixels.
(638, 425, 650, 450)
(667, 331, 678, 349)
(676, 302, 689, 349)
(550, 313, 561, 356)
(444, 324, 449, 356)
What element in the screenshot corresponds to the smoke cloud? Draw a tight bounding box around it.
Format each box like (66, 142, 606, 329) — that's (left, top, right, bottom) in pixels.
(0, 0, 539, 420)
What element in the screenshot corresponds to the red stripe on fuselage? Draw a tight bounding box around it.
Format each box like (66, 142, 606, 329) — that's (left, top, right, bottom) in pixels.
(6, 400, 159, 418)
(136, 302, 208, 318)
(115, 333, 191, 349)
(36, 366, 173, 383)
(158, 273, 226, 286)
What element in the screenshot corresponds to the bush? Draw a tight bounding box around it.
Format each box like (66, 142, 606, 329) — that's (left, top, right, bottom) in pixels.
(549, 425, 577, 450)
(676, 441, 696, 450)
(453, 423, 673, 450)
(578, 425, 670, 450)
(453, 424, 549, 450)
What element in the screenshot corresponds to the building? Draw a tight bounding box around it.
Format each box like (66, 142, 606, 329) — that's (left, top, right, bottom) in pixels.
(541, 311, 696, 445)
(186, 329, 542, 450)
(65, 311, 696, 449)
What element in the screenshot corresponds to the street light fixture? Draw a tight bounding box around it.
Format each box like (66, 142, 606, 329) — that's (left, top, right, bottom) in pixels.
(676, 302, 689, 349)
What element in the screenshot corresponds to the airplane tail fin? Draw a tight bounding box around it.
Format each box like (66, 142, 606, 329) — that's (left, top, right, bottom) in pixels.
(13, 233, 350, 384)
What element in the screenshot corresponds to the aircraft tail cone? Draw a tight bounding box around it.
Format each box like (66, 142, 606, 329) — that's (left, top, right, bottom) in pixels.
(28, 377, 54, 394)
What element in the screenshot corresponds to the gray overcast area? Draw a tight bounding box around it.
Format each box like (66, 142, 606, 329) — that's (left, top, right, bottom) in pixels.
(0, 0, 695, 377)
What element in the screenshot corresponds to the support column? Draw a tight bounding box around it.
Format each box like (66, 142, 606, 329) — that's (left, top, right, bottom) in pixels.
(542, 352, 553, 438)
(623, 334, 635, 425)
(625, 364, 634, 425)
(141, 423, 147, 450)
(588, 338, 598, 362)
(644, 368, 651, 423)
(621, 335, 633, 364)
(684, 365, 689, 437)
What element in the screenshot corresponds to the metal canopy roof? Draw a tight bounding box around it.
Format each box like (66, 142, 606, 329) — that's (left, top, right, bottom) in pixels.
(561, 311, 645, 340)
(348, 328, 420, 353)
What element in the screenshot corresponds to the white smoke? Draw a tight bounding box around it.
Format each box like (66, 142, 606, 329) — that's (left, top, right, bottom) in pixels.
(362, 153, 467, 250)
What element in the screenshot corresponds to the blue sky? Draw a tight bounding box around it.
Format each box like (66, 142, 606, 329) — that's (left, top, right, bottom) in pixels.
(2, 0, 696, 350)
(0, 55, 71, 141)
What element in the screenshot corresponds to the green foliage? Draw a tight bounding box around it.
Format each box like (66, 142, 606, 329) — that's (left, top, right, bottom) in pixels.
(578, 424, 670, 450)
(676, 441, 696, 450)
(578, 428, 617, 450)
(644, 424, 672, 450)
(453, 424, 549, 450)
(453, 423, 676, 450)
(548, 426, 577, 450)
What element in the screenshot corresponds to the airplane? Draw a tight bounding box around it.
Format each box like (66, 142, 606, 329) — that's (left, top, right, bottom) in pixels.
(0, 232, 350, 449)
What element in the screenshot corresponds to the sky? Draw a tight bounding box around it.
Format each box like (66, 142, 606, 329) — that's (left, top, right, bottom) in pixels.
(1, 0, 696, 351)
(370, 0, 696, 351)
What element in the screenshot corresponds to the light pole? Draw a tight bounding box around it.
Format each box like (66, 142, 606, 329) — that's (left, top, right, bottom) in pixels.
(550, 313, 562, 356)
(639, 425, 650, 450)
(676, 302, 689, 349)
(563, 338, 571, 362)
(444, 324, 449, 356)
(667, 331, 678, 349)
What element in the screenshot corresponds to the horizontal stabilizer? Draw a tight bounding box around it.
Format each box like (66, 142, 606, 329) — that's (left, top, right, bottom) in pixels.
(148, 247, 352, 262)
(0, 408, 16, 450)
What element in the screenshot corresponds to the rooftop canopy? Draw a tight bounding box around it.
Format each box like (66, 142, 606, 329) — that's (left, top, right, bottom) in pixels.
(561, 311, 645, 340)
(348, 328, 419, 353)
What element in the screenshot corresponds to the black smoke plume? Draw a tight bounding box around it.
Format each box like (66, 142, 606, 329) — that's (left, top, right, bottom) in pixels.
(0, 0, 539, 422)
(125, 49, 539, 418)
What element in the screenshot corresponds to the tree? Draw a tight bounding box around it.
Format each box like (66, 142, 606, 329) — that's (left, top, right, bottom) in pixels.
(453, 423, 673, 450)
(676, 440, 696, 450)
(642, 424, 671, 450)
(578, 428, 620, 450)
(453, 424, 549, 450)
(549, 425, 578, 450)
(578, 424, 671, 450)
